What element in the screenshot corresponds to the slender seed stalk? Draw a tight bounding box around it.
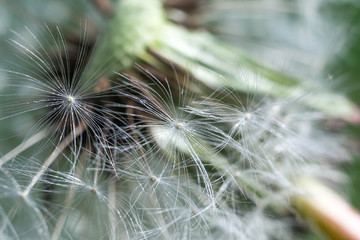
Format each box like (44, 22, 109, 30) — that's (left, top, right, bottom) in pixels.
(50, 149, 89, 240)
(108, 177, 118, 240)
(22, 123, 86, 198)
(0, 129, 48, 167)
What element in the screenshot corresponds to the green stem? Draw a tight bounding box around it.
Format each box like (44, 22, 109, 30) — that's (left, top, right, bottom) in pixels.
(89, 0, 358, 120)
(153, 24, 358, 120)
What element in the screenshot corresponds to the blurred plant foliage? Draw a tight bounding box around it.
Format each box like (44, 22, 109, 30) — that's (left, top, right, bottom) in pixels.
(320, 1, 360, 211)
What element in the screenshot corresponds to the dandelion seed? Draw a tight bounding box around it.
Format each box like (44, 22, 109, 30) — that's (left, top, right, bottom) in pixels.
(90, 187, 97, 194)
(66, 95, 75, 104)
(0, 24, 121, 157)
(175, 122, 184, 130)
(113, 67, 234, 203)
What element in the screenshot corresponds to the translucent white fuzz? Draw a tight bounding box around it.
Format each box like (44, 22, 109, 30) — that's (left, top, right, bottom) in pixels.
(0, 26, 129, 239)
(111, 68, 350, 238)
(0, 168, 51, 239)
(114, 70, 234, 203)
(0, 25, 119, 156)
(22, 123, 85, 198)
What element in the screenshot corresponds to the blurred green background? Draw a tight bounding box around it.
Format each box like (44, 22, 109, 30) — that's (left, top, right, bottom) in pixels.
(319, 1, 360, 211)
(309, 3, 360, 228)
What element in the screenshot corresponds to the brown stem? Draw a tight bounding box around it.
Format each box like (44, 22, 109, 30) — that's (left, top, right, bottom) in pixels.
(293, 178, 360, 240)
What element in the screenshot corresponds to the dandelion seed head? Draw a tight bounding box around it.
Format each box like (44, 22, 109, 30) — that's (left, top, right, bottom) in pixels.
(0, 16, 354, 239)
(19, 192, 27, 200)
(90, 187, 97, 194)
(244, 113, 251, 120)
(175, 121, 185, 130)
(66, 95, 75, 104)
